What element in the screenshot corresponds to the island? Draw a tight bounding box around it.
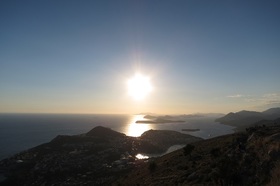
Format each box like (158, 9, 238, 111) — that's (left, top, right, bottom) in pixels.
(137, 115, 185, 124)
(136, 119, 185, 124)
(215, 107, 280, 131)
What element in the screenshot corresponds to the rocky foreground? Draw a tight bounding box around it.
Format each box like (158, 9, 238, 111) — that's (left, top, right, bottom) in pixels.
(0, 126, 201, 186)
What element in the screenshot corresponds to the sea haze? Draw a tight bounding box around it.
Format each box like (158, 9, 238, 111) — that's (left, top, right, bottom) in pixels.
(0, 114, 234, 160)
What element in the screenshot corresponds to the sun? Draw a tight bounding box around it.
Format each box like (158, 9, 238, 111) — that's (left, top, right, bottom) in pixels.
(127, 73, 152, 100)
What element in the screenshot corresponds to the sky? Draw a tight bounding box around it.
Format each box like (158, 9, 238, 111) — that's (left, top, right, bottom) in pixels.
(0, 0, 280, 114)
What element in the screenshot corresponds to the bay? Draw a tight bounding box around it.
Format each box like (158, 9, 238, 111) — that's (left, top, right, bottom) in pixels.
(0, 114, 234, 160)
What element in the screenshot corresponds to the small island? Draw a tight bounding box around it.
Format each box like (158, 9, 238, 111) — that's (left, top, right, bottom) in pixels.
(136, 119, 185, 124)
(137, 115, 185, 124)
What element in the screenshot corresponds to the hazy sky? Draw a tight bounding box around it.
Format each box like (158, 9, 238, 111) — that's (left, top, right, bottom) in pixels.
(1, 0, 280, 114)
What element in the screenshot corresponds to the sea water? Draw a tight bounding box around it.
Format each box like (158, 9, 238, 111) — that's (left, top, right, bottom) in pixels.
(0, 114, 234, 160)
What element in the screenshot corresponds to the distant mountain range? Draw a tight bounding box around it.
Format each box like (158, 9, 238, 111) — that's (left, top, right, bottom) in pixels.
(216, 107, 280, 130)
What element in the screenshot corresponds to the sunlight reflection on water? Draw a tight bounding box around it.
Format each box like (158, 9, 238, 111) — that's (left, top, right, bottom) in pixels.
(135, 154, 149, 159)
(126, 115, 152, 137)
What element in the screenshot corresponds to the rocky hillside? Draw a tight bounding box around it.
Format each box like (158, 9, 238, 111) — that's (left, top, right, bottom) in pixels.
(117, 118, 280, 186)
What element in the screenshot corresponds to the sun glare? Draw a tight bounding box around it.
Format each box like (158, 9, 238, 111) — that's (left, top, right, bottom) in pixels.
(127, 73, 152, 100)
(126, 115, 151, 137)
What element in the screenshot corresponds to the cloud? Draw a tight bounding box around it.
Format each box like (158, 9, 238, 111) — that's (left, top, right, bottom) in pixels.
(226, 93, 280, 110)
(262, 93, 279, 98)
(244, 98, 257, 102)
(227, 94, 244, 98)
(262, 93, 280, 106)
(266, 100, 280, 105)
(228, 93, 280, 101)
(243, 93, 280, 109)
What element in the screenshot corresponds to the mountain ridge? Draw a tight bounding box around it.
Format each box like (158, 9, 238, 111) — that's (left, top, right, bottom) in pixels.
(216, 107, 280, 131)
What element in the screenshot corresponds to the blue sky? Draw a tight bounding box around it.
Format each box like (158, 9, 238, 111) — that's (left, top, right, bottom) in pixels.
(0, 0, 280, 114)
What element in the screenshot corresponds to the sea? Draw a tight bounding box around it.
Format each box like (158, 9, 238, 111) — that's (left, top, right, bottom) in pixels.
(0, 114, 235, 160)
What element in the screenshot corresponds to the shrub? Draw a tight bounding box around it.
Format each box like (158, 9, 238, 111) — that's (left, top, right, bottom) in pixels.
(183, 144, 195, 157)
(210, 148, 221, 158)
(148, 160, 157, 172)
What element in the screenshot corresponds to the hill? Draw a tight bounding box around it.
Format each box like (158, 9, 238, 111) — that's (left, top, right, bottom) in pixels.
(262, 107, 280, 117)
(86, 126, 126, 138)
(216, 107, 280, 131)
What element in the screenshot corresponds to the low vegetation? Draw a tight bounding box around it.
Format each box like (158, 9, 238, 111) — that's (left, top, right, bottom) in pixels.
(183, 144, 195, 157)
